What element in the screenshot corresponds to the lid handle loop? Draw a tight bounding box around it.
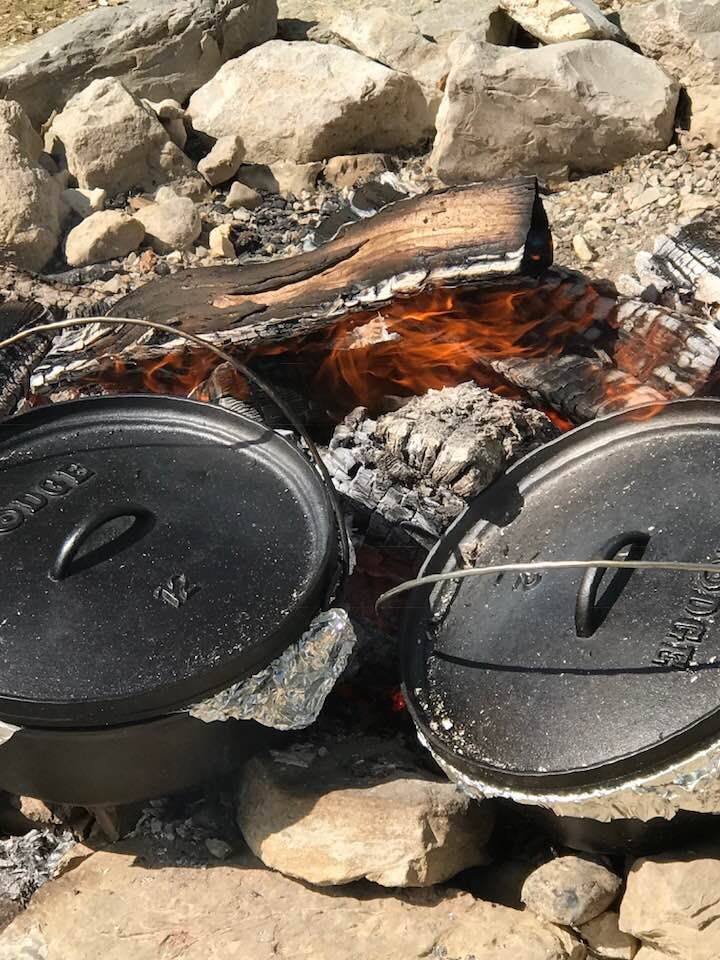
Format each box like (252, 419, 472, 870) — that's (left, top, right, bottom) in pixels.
(574, 531, 650, 638)
(50, 504, 154, 581)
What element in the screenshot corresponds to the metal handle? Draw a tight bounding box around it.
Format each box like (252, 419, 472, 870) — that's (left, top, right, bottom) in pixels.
(574, 531, 650, 638)
(50, 504, 153, 581)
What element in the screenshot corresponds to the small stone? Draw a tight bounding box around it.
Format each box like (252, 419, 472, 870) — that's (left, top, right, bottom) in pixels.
(143, 98, 185, 121)
(209, 224, 235, 258)
(198, 135, 244, 186)
(205, 838, 233, 860)
(163, 117, 187, 150)
(136, 248, 158, 273)
(578, 911, 638, 959)
(324, 153, 389, 189)
(522, 856, 621, 926)
(236, 160, 322, 196)
(232, 206, 252, 222)
(572, 233, 596, 262)
(680, 194, 715, 215)
(630, 187, 663, 210)
(227, 180, 262, 210)
(62, 186, 106, 218)
(134, 192, 202, 254)
(64, 210, 145, 266)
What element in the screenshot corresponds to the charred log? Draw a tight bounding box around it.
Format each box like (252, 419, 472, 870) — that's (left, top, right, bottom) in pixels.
(33, 178, 551, 387)
(651, 216, 720, 305)
(0, 300, 52, 417)
(611, 299, 720, 397)
(492, 355, 667, 424)
(323, 382, 557, 548)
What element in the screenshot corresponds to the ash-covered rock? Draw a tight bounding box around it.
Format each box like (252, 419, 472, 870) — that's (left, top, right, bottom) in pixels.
(323, 382, 557, 546)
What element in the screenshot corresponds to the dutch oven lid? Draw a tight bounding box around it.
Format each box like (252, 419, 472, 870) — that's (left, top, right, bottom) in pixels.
(402, 399, 720, 791)
(0, 396, 338, 728)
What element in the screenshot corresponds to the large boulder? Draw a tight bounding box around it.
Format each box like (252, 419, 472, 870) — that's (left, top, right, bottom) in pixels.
(237, 738, 495, 887)
(431, 37, 679, 184)
(277, 0, 513, 45)
(620, 0, 720, 85)
(0, 101, 63, 272)
(0, 836, 583, 960)
(0, 0, 278, 126)
(46, 78, 195, 197)
(187, 40, 429, 163)
(325, 7, 448, 120)
(619, 849, 720, 960)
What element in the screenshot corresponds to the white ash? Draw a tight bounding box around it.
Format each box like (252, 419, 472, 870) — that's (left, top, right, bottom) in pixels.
(323, 382, 557, 547)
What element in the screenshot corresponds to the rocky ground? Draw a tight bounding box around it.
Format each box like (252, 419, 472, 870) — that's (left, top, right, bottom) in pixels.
(2, 0, 720, 956)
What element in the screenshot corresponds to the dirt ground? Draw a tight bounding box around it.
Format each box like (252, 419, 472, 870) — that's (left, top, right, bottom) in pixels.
(0, 0, 98, 46)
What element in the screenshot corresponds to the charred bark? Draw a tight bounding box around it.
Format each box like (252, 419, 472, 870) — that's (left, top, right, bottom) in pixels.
(492, 355, 667, 424)
(0, 300, 52, 417)
(651, 216, 720, 305)
(32, 178, 551, 389)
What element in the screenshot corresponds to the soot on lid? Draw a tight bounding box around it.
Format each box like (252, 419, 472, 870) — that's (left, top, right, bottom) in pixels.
(0, 395, 337, 728)
(401, 399, 720, 791)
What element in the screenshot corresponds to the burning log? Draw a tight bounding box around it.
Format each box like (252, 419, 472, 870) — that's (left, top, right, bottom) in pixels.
(611, 299, 720, 398)
(323, 382, 557, 548)
(651, 216, 720, 305)
(33, 177, 551, 386)
(491, 355, 666, 424)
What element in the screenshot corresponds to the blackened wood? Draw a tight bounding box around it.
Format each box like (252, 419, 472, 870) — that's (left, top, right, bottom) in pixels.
(0, 300, 52, 417)
(55, 178, 551, 367)
(612, 299, 720, 397)
(492, 355, 667, 423)
(323, 382, 557, 548)
(651, 216, 720, 304)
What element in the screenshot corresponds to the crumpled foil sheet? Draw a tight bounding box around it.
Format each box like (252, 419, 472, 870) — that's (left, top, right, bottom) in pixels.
(0, 721, 18, 746)
(189, 608, 356, 730)
(418, 730, 720, 823)
(0, 828, 75, 906)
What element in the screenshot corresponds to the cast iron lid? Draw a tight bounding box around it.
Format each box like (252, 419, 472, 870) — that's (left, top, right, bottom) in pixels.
(401, 399, 720, 791)
(0, 396, 338, 728)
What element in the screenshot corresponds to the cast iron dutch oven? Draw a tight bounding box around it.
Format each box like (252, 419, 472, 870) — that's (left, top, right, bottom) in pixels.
(400, 398, 720, 853)
(0, 395, 342, 805)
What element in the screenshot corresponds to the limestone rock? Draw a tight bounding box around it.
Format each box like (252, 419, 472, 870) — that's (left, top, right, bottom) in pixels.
(0, 837, 581, 960)
(0, 0, 279, 126)
(198, 135, 245, 186)
(134, 191, 202, 254)
(619, 850, 720, 960)
(326, 7, 448, 120)
(237, 738, 495, 887)
(143, 99, 185, 121)
(620, 0, 720, 85)
(46, 78, 195, 197)
(209, 224, 235, 258)
(65, 211, 145, 267)
(236, 160, 323, 195)
(187, 40, 429, 163)
(324, 153, 388, 188)
(164, 117, 188, 151)
(499, 0, 620, 42)
(62, 187, 106, 219)
(522, 857, 621, 926)
(0, 100, 63, 272)
(277, 0, 513, 46)
(687, 84, 720, 147)
(578, 912, 638, 959)
(431, 38, 679, 184)
(227, 181, 263, 209)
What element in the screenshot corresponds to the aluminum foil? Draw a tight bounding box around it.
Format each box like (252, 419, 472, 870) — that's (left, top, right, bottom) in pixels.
(418, 730, 720, 824)
(189, 608, 356, 730)
(0, 721, 18, 746)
